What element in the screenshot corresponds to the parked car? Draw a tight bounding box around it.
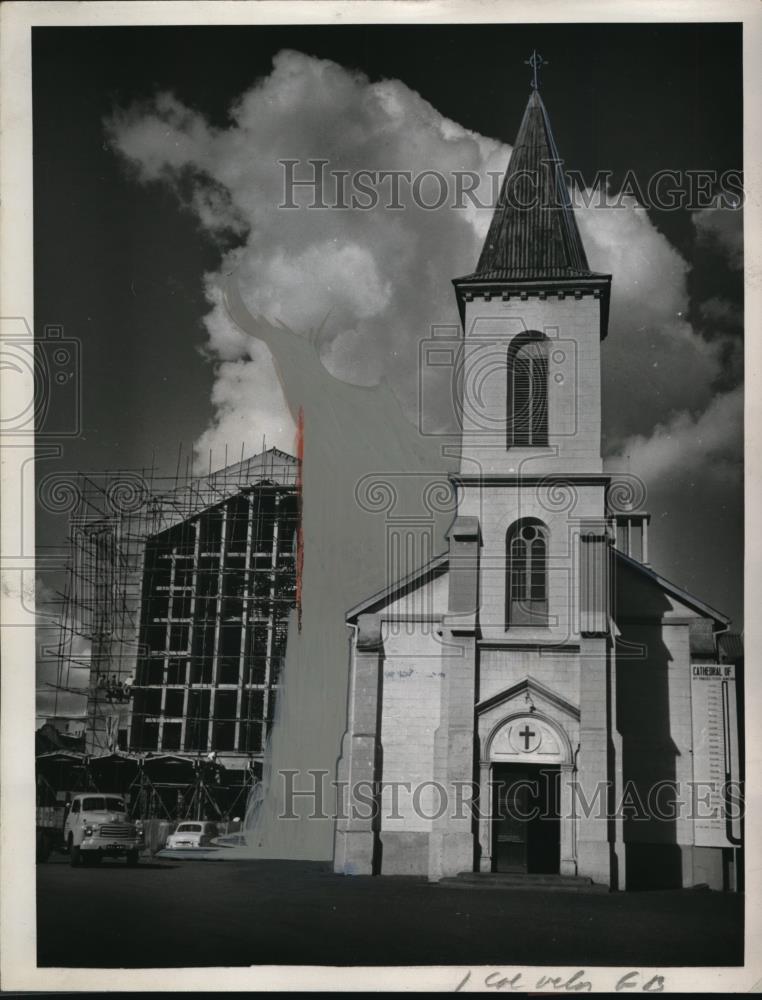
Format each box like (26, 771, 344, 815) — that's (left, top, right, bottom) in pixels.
(209, 832, 247, 848)
(63, 793, 143, 867)
(165, 821, 220, 849)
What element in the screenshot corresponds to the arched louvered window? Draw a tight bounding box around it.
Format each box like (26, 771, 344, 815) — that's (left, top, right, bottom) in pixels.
(507, 520, 549, 626)
(507, 336, 548, 447)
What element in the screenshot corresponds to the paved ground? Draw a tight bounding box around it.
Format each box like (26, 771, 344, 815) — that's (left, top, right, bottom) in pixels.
(37, 855, 743, 968)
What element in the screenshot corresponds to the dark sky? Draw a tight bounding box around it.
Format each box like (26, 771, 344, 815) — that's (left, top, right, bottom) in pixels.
(33, 22, 743, 628)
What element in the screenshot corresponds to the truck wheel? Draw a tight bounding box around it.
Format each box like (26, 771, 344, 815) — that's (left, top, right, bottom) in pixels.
(126, 850, 139, 867)
(69, 843, 81, 867)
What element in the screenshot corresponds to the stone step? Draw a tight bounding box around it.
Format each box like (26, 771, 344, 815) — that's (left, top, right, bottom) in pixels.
(436, 871, 609, 893)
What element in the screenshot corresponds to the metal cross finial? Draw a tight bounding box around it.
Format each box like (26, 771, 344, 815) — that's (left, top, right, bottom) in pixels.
(525, 50, 547, 90)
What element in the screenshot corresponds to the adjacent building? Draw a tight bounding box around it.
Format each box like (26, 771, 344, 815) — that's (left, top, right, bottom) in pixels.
(80, 447, 299, 776)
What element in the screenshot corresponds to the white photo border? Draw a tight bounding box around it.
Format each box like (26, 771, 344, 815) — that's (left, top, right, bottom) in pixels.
(1, 0, 759, 991)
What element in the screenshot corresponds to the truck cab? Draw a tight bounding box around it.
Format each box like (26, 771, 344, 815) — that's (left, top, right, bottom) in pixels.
(64, 793, 143, 867)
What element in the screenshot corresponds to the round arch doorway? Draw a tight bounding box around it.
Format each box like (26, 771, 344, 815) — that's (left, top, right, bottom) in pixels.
(481, 713, 576, 876)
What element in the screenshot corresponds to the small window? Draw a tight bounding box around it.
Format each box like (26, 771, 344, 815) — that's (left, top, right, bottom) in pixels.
(171, 593, 193, 619)
(507, 521, 549, 626)
(169, 624, 189, 652)
(164, 689, 184, 717)
(162, 722, 182, 751)
(212, 690, 238, 751)
(219, 625, 241, 658)
(507, 337, 548, 447)
(142, 688, 162, 716)
(173, 563, 194, 589)
(147, 592, 169, 620)
(225, 495, 250, 550)
(146, 657, 164, 685)
(200, 509, 223, 551)
(141, 721, 160, 751)
(185, 690, 211, 751)
(166, 659, 188, 685)
(146, 623, 167, 653)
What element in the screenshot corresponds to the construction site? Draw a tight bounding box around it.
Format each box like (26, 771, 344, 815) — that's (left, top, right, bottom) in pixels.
(36, 447, 300, 841)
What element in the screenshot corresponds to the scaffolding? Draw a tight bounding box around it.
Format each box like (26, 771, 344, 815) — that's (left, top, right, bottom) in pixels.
(38, 447, 299, 817)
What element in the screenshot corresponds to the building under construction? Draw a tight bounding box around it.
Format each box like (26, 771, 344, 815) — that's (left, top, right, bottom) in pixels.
(40, 447, 299, 821)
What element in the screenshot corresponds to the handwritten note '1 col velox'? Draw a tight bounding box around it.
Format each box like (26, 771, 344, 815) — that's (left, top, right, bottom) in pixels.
(455, 969, 666, 992)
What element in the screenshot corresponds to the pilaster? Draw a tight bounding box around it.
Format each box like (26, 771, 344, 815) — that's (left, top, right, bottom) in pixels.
(428, 518, 481, 881)
(334, 613, 383, 875)
(575, 635, 612, 886)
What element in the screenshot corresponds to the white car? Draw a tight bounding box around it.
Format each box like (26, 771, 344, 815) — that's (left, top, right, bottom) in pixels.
(165, 821, 220, 849)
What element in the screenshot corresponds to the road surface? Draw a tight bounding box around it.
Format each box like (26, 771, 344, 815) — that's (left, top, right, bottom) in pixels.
(37, 856, 743, 968)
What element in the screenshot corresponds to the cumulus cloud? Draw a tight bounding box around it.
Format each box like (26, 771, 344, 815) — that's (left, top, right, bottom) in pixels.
(692, 204, 743, 270)
(107, 50, 742, 601)
(605, 385, 743, 622)
(107, 50, 738, 471)
(578, 195, 728, 448)
(195, 350, 297, 459)
(607, 385, 743, 486)
(698, 295, 743, 330)
(109, 52, 517, 454)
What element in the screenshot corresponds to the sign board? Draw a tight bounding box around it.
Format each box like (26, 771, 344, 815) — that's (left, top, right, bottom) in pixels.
(690, 663, 741, 849)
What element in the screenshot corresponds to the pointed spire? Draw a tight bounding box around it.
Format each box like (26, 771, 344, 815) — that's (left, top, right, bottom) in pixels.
(469, 88, 592, 281)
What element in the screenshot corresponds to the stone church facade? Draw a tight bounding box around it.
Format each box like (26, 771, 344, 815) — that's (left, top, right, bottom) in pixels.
(334, 86, 741, 890)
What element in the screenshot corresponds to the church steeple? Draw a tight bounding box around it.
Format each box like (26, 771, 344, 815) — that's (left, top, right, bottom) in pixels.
(473, 87, 592, 280)
(452, 76, 610, 339)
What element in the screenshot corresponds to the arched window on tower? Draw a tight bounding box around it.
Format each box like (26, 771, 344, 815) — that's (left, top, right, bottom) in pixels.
(507, 335, 548, 447)
(507, 520, 549, 626)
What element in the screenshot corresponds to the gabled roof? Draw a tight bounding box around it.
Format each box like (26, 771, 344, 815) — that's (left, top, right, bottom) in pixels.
(346, 552, 449, 622)
(345, 546, 730, 628)
(146, 446, 299, 538)
(456, 89, 599, 283)
(204, 447, 298, 492)
(615, 549, 730, 627)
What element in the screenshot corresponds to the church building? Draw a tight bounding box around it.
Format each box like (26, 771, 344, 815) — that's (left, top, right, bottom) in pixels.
(333, 78, 742, 891)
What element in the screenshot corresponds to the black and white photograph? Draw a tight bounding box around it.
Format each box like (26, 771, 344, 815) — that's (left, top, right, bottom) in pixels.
(0, 0, 759, 991)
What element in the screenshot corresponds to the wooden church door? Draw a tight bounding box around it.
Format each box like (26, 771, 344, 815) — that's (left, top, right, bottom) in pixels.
(494, 767, 531, 873)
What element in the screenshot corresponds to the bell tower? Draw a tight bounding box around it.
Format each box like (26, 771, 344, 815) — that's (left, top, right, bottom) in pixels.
(452, 77, 611, 480)
(448, 65, 613, 646)
(444, 64, 616, 884)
